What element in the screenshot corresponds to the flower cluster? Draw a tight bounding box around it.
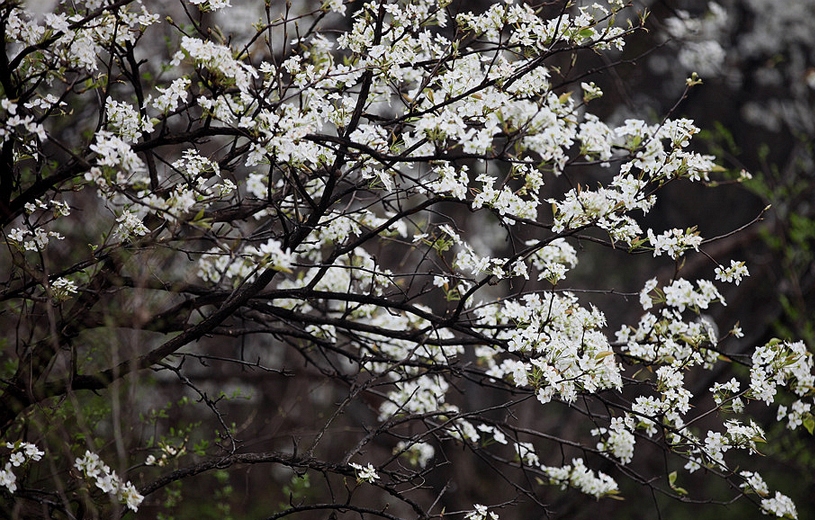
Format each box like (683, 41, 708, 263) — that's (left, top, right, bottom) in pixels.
(88, 131, 148, 190)
(0, 98, 47, 146)
(592, 416, 637, 464)
(394, 441, 435, 469)
(50, 277, 78, 302)
(0, 442, 44, 493)
(2, 0, 813, 517)
(198, 239, 296, 285)
(145, 442, 186, 467)
(1, 444, 142, 514)
(648, 227, 703, 259)
(539, 458, 619, 498)
(475, 291, 622, 405)
(74, 451, 144, 512)
(188, 0, 232, 12)
(749, 340, 813, 404)
(465, 504, 500, 520)
(663, 3, 729, 77)
(617, 276, 725, 368)
(147, 77, 191, 114)
(171, 37, 257, 92)
(7, 227, 64, 252)
(739, 471, 798, 519)
(715, 259, 750, 285)
(349, 462, 380, 484)
(106, 99, 154, 143)
(525, 238, 579, 284)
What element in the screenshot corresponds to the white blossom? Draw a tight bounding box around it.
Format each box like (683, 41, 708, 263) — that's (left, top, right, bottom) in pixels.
(760, 492, 798, 519)
(349, 462, 379, 483)
(540, 458, 619, 498)
(74, 451, 143, 512)
(0, 464, 17, 493)
(394, 441, 435, 468)
(465, 504, 499, 520)
(715, 260, 750, 285)
(51, 277, 78, 301)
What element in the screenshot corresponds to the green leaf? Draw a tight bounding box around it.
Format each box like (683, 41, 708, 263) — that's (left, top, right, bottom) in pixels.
(578, 28, 595, 39)
(803, 413, 815, 435)
(668, 471, 689, 496)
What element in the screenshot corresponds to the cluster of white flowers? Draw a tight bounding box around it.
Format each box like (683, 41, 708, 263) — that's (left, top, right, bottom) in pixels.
(513, 441, 540, 467)
(749, 340, 814, 404)
(540, 458, 619, 498)
(7, 227, 65, 252)
(426, 164, 469, 201)
(525, 238, 578, 284)
(465, 503, 499, 520)
(648, 227, 703, 259)
(458, 2, 625, 52)
(323, 0, 346, 16)
(378, 374, 455, 421)
(245, 102, 331, 169)
(172, 37, 258, 92)
(663, 3, 729, 77)
(472, 173, 538, 222)
(7, 198, 72, 256)
(147, 77, 191, 114)
(577, 113, 614, 162)
(776, 399, 812, 431)
(0, 442, 44, 493)
(51, 277, 78, 302)
(715, 259, 750, 285)
(4, 0, 814, 517)
(592, 416, 637, 464)
(106, 99, 154, 143)
(115, 208, 151, 239)
(741, 471, 799, 519)
(24, 94, 67, 114)
(74, 451, 144, 512)
(0, 98, 48, 145)
(394, 441, 435, 469)
(188, 0, 232, 12)
(475, 290, 622, 406)
(662, 278, 723, 313)
(5, 1, 158, 79)
(198, 239, 295, 285)
(431, 225, 511, 280)
(686, 420, 766, 471)
(2, 444, 142, 512)
(87, 142, 234, 238)
(619, 276, 725, 370)
(551, 118, 717, 242)
(760, 492, 799, 519)
(740, 470, 770, 496)
(88, 131, 149, 189)
(549, 173, 651, 243)
(22, 198, 70, 218)
(349, 462, 379, 484)
(152, 151, 233, 222)
(145, 442, 186, 467)
(581, 81, 604, 102)
(710, 378, 745, 413)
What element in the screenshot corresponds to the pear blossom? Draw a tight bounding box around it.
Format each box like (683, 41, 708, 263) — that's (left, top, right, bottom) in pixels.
(465, 504, 499, 520)
(349, 462, 379, 483)
(74, 451, 143, 512)
(0, 0, 811, 518)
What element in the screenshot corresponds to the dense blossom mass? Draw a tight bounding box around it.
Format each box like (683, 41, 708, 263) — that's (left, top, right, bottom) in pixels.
(0, 0, 810, 518)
